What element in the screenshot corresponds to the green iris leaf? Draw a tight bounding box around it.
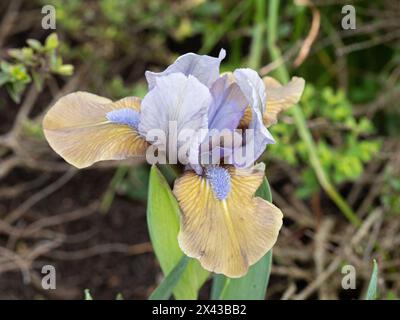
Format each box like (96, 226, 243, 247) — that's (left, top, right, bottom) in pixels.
(147, 165, 209, 300)
(365, 259, 379, 300)
(149, 255, 190, 300)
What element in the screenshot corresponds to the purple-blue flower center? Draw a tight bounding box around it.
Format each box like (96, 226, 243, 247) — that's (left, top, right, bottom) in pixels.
(205, 166, 231, 200)
(106, 108, 140, 130)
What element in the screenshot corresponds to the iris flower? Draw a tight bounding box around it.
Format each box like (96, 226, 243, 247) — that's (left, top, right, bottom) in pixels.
(43, 49, 305, 277)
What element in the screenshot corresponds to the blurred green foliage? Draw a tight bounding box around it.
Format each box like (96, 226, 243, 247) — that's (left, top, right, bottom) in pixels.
(0, 33, 73, 102)
(270, 85, 382, 198)
(381, 166, 400, 215)
(0, 61, 31, 103)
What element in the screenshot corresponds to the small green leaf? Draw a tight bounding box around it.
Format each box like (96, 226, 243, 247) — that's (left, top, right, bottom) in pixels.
(147, 165, 209, 299)
(256, 176, 273, 200)
(9, 64, 30, 83)
(365, 259, 379, 300)
(21, 119, 45, 139)
(55, 64, 74, 76)
(1, 61, 11, 72)
(6, 83, 25, 103)
(45, 33, 59, 51)
(8, 49, 24, 60)
(115, 293, 124, 300)
(49, 51, 57, 69)
(84, 289, 93, 300)
(0, 72, 10, 86)
(213, 177, 274, 300)
(27, 39, 43, 51)
(149, 255, 190, 300)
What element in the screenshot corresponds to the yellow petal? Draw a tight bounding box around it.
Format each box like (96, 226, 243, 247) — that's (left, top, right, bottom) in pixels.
(238, 106, 252, 129)
(112, 96, 141, 111)
(173, 165, 283, 278)
(262, 76, 305, 127)
(43, 92, 148, 169)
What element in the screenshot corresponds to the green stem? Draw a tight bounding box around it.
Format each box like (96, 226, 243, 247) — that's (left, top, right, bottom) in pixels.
(199, 1, 251, 54)
(248, 0, 266, 69)
(365, 259, 378, 300)
(149, 255, 190, 300)
(266, 0, 361, 227)
(100, 165, 128, 214)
